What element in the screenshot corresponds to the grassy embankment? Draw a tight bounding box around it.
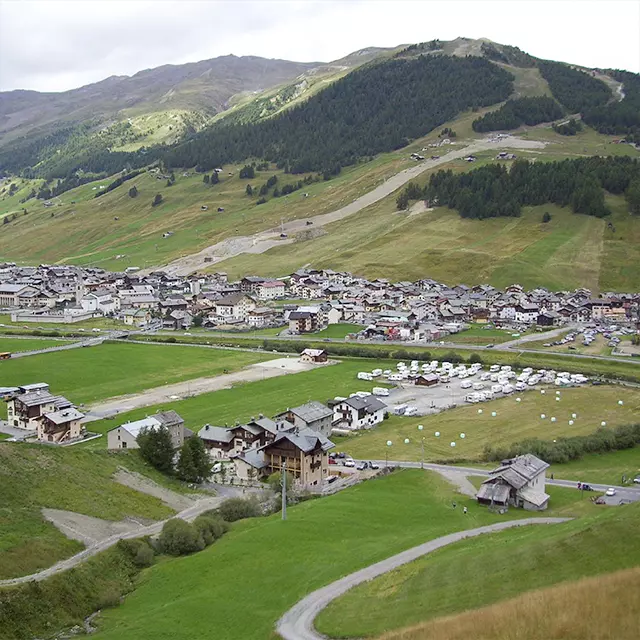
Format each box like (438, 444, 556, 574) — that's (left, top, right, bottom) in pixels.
(77, 470, 599, 640)
(0, 341, 269, 405)
(374, 566, 640, 640)
(316, 500, 640, 639)
(0, 445, 195, 580)
(0, 337, 70, 353)
(0, 313, 129, 332)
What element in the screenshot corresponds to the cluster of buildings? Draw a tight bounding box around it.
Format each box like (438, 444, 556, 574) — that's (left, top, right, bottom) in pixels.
(1, 383, 86, 444)
(105, 395, 387, 488)
(0, 263, 638, 336)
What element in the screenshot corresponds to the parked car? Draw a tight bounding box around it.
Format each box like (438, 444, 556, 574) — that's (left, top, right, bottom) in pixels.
(328, 458, 337, 465)
(327, 476, 338, 484)
(343, 459, 356, 468)
(605, 487, 617, 496)
(369, 461, 380, 469)
(357, 462, 368, 471)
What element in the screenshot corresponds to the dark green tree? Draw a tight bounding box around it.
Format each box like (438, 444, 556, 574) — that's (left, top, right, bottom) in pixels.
(136, 426, 174, 474)
(245, 184, 253, 197)
(158, 519, 204, 555)
(128, 185, 138, 198)
(152, 193, 163, 207)
(627, 178, 640, 215)
(203, 174, 210, 184)
(211, 171, 219, 184)
(542, 211, 552, 223)
(239, 165, 255, 179)
(176, 436, 212, 483)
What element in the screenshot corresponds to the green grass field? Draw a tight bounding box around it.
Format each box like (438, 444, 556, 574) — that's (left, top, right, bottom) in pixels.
(340, 386, 640, 463)
(445, 324, 536, 345)
(310, 323, 365, 338)
(316, 500, 640, 638)
(81, 358, 395, 442)
(88, 470, 591, 640)
(0, 342, 269, 405)
(0, 313, 129, 331)
(0, 337, 70, 353)
(0, 445, 187, 579)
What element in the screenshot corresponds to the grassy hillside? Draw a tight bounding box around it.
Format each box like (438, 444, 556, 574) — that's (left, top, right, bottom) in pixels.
(374, 566, 640, 640)
(339, 386, 640, 463)
(0, 342, 268, 404)
(87, 470, 580, 640)
(316, 501, 640, 638)
(0, 445, 183, 579)
(0, 336, 69, 352)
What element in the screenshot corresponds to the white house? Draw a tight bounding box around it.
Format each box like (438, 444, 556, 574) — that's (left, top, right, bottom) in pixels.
(214, 293, 256, 322)
(107, 411, 185, 450)
(332, 396, 387, 431)
(255, 280, 286, 300)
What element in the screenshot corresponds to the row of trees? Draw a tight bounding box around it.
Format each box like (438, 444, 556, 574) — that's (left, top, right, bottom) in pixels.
(137, 426, 212, 482)
(94, 169, 143, 198)
(483, 422, 640, 465)
(162, 55, 513, 175)
(472, 96, 565, 132)
(553, 118, 583, 136)
(396, 156, 640, 220)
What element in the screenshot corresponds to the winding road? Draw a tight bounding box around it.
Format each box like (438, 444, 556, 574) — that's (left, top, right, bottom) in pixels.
(276, 518, 571, 640)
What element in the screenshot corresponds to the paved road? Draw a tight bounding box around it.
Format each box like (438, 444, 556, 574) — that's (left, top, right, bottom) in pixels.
(361, 460, 640, 504)
(0, 491, 233, 587)
(499, 325, 575, 349)
(276, 518, 571, 640)
(156, 136, 546, 276)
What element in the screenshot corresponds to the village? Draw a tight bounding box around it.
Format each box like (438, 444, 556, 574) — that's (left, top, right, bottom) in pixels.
(0, 262, 638, 340)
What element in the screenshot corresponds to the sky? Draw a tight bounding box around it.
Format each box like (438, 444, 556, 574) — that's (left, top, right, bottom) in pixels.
(0, 0, 638, 92)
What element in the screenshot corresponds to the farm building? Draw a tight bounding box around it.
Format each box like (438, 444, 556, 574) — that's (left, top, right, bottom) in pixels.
(476, 454, 550, 511)
(415, 373, 439, 387)
(299, 348, 328, 363)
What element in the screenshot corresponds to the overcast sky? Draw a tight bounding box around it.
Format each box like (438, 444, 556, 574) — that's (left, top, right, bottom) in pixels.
(0, 0, 638, 92)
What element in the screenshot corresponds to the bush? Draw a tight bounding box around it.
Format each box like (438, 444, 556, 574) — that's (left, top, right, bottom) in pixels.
(194, 515, 227, 546)
(116, 537, 155, 568)
(542, 211, 552, 223)
(468, 353, 483, 364)
(217, 497, 262, 522)
(158, 519, 204, 556)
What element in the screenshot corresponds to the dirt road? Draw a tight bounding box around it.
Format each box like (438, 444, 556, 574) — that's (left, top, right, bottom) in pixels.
(159, 136, 546, 276)
(276, 518, 571, 640)
(83, 358, 332, 421)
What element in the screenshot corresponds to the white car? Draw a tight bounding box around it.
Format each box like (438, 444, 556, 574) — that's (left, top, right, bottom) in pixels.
(605, 487, 616, 496)
(343, 459, 356, 468)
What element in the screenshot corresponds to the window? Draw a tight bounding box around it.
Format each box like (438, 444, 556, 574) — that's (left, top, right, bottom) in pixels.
(122, 441, 127, 449)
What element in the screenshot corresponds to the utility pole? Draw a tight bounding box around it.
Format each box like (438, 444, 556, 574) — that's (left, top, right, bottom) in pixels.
(281, 459, 287, 521)
(421, 437, 425, 470)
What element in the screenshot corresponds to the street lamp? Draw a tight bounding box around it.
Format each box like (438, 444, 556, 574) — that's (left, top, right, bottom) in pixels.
(418, 424, 425, 470)
(385, 440, 392, 468)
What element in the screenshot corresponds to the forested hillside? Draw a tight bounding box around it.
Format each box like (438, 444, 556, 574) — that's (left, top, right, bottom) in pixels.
(472, 96, 565, 132)
(163, 55, 513, 173)
(538, 61, 612, 112)
(397, 156, 640, 220)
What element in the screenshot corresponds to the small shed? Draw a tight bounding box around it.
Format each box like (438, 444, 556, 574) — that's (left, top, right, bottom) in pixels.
(415, 374, 439, 387)
(300, 348, 328, 364)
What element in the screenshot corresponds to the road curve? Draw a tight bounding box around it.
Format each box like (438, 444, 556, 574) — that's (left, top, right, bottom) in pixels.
(276, 518, 571, 640)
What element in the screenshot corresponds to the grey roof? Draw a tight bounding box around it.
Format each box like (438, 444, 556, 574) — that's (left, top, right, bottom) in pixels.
(343, 396, 387, 413)
(249, 417, 279, 435)
(233, 448, 268, 469)
(216, 293, 251, 306)
(116, 416, 163, 438)
(44, 407, 84, 425)
(489, 454, 549, 489)
(287, 401, 333, 423)
(476, 482, 510, 503)
(154, 410, 183, 427)
(198, 425, 233, 443)
(15, 391, 57, 407)
(518, 486, 550, 507)
(264, 426, 334, 454)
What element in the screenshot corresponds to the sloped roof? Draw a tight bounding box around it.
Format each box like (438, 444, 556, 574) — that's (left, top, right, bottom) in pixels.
(518, 486, 550, 507)
(489, 454, 549, 489)
(154, 410, 183, 427)
(343, 396, 387, 413)
(476, 482, 510, 503)
(44, 408, 84, 425)
(118, 416, 162, 438)
(264, 426, 334, 454)
(233, 448, 268, 469)
(288, 401, 333, 423)
(198, 424, 233, 443)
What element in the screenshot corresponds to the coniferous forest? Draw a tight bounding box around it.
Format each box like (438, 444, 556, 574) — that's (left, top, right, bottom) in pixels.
(163, 55, 513, 174)
(471, 96, 565, 132)
(538, 61, 612, 112)
(396, 156, 640, 219)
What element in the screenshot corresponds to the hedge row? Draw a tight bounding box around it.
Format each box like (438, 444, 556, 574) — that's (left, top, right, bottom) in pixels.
(483, 423, 640, 464)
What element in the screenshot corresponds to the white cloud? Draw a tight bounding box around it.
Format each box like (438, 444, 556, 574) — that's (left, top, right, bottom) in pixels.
(0, 0, 638, 92)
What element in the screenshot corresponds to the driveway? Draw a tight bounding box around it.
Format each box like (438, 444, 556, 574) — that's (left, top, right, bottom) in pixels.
(276, 518, 571, 640)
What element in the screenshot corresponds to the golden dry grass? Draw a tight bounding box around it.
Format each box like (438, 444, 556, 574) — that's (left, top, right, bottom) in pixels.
(377, 566, 640, 640)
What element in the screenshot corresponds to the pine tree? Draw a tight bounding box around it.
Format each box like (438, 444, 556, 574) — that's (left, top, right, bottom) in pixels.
(211, 171, 219, 184)
(203, 174, 210, 184)
(176, 436, 212, 483)
(152, 193, 163, 207)
(245, 184, 253, 197)
(137, 426, 174, 474)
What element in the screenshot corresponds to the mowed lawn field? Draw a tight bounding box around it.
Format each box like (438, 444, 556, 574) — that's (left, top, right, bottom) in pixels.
(316, 501, 640, 639)
(89, 470, 589, 640)
(0, 336, 70, 353)
(220, 189, 640, 292)
(82, 358, 397, 442)
(0, 445, 188, 579)
(340, 386, 640, 463)
(0, 342, 270, 405)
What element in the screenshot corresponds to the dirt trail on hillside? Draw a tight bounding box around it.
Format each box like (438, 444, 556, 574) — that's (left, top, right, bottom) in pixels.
(114, 469, 196, 510)
(156, 136, 546, 276)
